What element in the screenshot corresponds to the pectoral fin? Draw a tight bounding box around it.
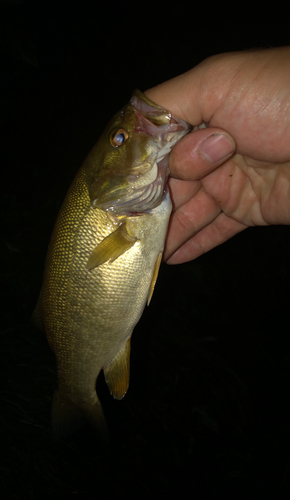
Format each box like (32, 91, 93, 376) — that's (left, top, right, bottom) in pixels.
(103, 338, 131, 400)
(147, 251, 163, 306)
(87, 223, 137, 270)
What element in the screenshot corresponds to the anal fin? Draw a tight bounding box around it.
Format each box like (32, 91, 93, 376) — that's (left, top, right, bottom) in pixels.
(103, 338, 131, 400)
(87, 222, 137, 270)
(147, 251, 163, 306)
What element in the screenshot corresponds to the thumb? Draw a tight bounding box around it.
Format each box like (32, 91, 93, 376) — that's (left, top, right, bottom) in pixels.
(168, 127, 235, 180)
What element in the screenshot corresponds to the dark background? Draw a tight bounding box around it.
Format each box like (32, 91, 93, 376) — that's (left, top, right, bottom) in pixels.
(1, 1, 290, 499)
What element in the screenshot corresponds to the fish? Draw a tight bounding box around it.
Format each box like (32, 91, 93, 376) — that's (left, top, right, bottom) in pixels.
(34, 90, 191, 439)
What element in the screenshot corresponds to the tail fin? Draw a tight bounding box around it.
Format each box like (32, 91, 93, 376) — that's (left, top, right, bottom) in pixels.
(51, 389, 108, 441)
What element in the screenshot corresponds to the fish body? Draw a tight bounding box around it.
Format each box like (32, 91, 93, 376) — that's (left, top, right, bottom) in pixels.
(35, 90, 191, 438)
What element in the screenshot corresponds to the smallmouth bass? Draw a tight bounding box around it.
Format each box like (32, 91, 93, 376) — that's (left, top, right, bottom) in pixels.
(34, 90, 191, 438)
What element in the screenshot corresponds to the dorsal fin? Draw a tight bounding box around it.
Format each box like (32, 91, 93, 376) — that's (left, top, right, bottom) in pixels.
(87, 223, 137, 270)
(103, 338, 131, 400)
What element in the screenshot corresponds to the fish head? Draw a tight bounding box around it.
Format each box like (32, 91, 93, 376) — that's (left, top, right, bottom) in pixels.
(88, 90, 191, 215)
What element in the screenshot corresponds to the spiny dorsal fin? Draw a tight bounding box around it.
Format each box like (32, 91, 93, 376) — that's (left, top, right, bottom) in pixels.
(147, 251, 163, 306)
(86, 223, 137, 270)
(103, 338, 131, 400)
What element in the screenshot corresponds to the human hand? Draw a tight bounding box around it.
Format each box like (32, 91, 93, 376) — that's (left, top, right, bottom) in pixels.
(146, 47, 290, 264)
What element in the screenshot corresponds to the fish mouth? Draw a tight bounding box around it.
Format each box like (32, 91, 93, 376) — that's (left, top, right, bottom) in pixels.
(131, 89, 190, 137)
(92, 91, 191, 216)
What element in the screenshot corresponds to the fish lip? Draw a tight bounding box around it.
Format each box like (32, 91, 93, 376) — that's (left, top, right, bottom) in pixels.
(130, 91, 192, 139)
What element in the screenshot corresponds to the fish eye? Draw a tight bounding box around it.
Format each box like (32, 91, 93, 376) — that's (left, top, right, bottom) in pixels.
(110, 128, 129, 148)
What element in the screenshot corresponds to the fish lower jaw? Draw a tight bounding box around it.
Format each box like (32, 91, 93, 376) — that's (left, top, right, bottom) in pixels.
(156, 144, 173, 163)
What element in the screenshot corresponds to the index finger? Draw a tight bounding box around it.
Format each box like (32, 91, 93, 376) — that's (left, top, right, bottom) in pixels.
(145, 53, 233, 125)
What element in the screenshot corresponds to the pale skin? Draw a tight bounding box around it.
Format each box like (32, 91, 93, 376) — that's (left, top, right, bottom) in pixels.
(145, 47, 290, 264)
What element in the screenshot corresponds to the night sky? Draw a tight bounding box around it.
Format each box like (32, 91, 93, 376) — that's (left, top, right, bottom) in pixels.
(1, 2, 290, 499)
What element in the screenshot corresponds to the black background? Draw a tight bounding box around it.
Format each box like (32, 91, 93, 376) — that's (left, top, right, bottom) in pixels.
(1, 1, 290, 499)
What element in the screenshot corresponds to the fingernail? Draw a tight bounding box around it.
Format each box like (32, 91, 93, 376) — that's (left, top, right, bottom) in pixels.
(200, 134, 235, 163)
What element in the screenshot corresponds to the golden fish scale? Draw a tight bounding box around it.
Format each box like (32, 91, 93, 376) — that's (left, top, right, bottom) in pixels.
(42, 165, 169, 403)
